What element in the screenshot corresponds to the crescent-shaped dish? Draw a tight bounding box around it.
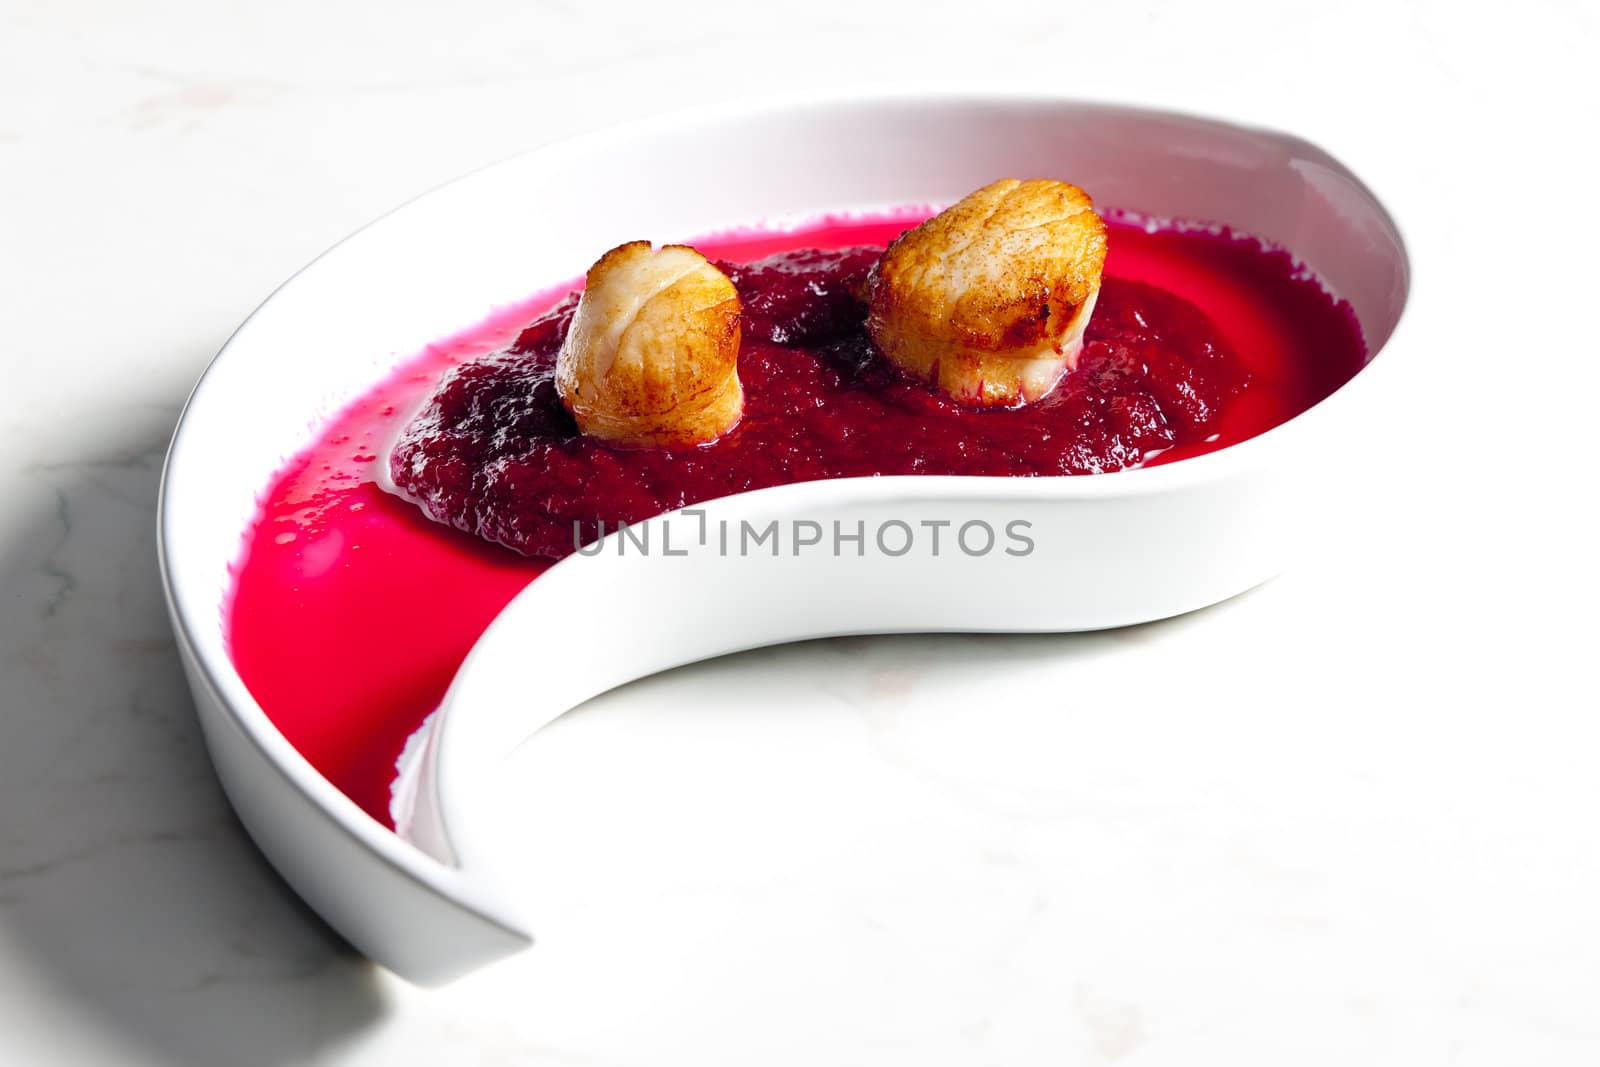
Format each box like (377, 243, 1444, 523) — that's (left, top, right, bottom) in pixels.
(159, 94, 1409, 985)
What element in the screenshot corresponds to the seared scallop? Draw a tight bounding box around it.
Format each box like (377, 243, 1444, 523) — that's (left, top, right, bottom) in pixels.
(556, 241, 743, 448)
(867, 178, 1108, 406)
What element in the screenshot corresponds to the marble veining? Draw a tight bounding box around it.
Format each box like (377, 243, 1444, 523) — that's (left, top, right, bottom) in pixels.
(1, 0, 1596, 1063)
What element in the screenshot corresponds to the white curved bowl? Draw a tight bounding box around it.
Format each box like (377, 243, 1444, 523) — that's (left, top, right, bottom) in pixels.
(159, 94, 1409, 986)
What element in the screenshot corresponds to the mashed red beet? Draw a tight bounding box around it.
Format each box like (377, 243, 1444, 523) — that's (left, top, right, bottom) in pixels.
(390, 247, 1248, 559)
(230, 213, 1366, 826)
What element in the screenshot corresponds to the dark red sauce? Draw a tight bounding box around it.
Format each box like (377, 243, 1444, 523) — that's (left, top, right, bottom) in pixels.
(393, 248, 1254, 558)
(227, 211, 1366, 827)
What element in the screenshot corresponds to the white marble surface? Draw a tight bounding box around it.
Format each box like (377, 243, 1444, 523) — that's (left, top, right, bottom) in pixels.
(2, 0, 1597, 1063)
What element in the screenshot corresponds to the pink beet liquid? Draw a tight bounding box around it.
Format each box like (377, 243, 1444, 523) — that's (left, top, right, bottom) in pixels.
(227, 212, 1365, 828)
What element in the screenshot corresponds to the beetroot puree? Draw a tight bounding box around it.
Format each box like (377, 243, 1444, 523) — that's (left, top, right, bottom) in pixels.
(228, 212, 1365, 827)
(395, 252, 1250, 558)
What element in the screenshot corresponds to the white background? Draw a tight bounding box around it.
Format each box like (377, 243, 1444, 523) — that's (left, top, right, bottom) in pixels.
(2, 1, 1597, 1064)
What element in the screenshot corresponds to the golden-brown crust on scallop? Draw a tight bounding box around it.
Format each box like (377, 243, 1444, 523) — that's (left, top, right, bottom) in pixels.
(556, 241, 743, 448)
(867, 178, 1108, 406)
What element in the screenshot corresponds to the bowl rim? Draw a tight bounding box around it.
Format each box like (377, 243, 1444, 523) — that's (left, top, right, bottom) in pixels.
(158, 87, 1413, 887)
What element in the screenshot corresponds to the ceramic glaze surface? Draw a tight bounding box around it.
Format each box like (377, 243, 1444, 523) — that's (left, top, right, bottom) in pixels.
(161, 96, 1410, 985)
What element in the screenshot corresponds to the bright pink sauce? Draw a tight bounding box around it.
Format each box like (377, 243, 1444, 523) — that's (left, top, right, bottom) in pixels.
(228, 212, 1365, 827)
